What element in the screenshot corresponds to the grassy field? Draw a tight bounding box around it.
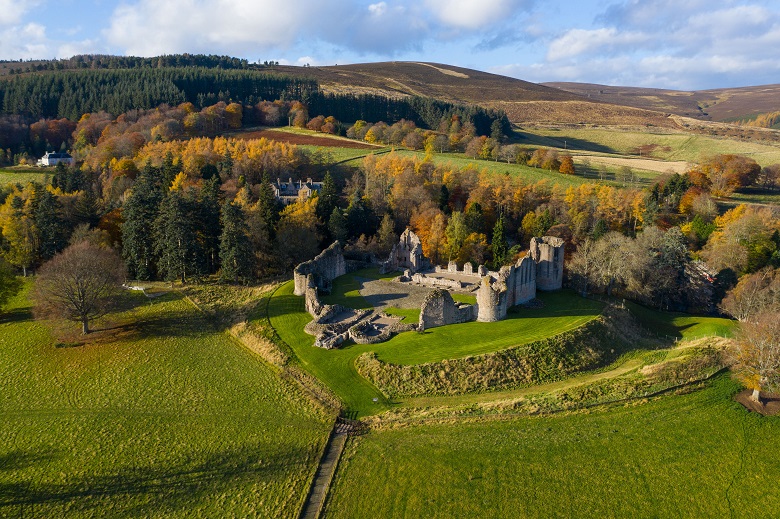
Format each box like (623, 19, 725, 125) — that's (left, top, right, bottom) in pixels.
(626, 301, 738, 340)
(327, 375, 779, 518)
(0, 282, 330, 517)
(0, 167, 50, 187)
(521, 127, 780, 166)
(268, 277, 603, 415)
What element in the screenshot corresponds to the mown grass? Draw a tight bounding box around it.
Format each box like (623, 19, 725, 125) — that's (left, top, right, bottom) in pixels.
(0, 167, 50, 187)
(0, 281, 330, 518)
(625, 301, 738, 340)
(268, 279, 603, 415)
(327, 375, 779, 518)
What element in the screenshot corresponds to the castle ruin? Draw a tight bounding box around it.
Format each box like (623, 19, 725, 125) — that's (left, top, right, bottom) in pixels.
(292, 230, 565, 347)
(382, 228, 431, 274)
(294, 241, 346, 296)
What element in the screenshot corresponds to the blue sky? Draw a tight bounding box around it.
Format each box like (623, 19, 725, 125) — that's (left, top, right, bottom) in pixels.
(2, 0, 780, 90)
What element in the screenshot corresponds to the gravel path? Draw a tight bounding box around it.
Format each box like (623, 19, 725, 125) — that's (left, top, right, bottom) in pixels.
(356, 277, 433, 310)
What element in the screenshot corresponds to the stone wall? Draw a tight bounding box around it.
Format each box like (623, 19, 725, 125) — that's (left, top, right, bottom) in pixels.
(530, 236, 565, 291)
(294, 241, 346, 296)
(418, 289, 476, 331)
(411, 273, 463, 290)
(506, 255, 537, 306)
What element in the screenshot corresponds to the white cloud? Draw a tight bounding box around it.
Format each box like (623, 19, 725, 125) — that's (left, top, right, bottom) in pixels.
(547, 27, 648, 61)
(0, 0, 40, 25)
(0, 22, 49, 60)
(105, 0, 323, 56)
(424, 0, 529, 30)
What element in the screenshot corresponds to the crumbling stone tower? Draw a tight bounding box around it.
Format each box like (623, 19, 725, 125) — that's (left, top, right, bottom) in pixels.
(530, 236, 565, 291)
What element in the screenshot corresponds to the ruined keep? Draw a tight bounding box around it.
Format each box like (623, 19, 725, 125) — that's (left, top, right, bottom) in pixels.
(382, 228, 431, 274)
(530, 236, 565, 291)
(294, 241, 346, 296)
(418, 289, 476, 331)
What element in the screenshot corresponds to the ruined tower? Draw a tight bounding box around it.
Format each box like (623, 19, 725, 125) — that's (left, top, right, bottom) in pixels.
(530, 236, 565, 291)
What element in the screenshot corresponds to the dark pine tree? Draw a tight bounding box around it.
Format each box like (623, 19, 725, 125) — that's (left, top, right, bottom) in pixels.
(121, 167, 162, 280)
(219, 201, 254, 284)
(198, 177, 222, 274)
(315, 171, 338, 223)
(256, 171, 279, 238)
(154, 190, 204, 284)
(491, 214, 507, 269)
(32, 185, 66, 261)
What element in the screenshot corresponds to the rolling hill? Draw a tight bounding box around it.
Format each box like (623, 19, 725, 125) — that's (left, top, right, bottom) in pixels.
(276, 62, 679, 128)
(544, 81, 780, 123)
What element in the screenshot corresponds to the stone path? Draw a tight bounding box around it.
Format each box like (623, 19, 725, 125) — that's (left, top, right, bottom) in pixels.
(299, 421, 353, 519)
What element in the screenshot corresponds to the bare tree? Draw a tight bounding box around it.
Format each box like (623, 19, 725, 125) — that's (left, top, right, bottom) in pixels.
(732, 312, 780, 402)
(33, 241, 126, 334)
(720, 268, 780, 322)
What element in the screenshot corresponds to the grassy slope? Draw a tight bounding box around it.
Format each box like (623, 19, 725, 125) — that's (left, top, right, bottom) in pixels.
(327, 376, 779, 518)
(268, 276, 603, 415)
(522, 127, 780, 166)
(0, 168, 50, 187)
(0, 283, 330, 518)
(626, 301, 738, 340)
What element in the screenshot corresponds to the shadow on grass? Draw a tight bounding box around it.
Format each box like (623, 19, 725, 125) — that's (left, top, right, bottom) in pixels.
(0, 444, 306, 516)
(514, 132, 616, 154)
(0, 449, 58, 472)
(0, 307, 33, 325)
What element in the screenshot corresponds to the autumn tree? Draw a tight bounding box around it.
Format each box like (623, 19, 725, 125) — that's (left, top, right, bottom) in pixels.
(33, 241, 125, 334)
(376, 213, 398, 257)
(276, 198, 320, 268)
(732, 313, 780, 402)
(568, 239, 599, 296)
(559, 155, 575, 175)
(719, 268, 780, 321)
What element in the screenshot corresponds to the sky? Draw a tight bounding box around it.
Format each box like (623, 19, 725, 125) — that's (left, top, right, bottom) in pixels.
(1, 0, 780, 90)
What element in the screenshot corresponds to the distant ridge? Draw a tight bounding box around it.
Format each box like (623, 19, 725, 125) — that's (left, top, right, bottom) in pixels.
(543, 82, 780, 122)
(275, 61, 678, 127)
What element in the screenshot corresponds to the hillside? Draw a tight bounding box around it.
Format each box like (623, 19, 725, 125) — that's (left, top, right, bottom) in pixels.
(544, 81, 780, 122)
(276, 62, 678, 127)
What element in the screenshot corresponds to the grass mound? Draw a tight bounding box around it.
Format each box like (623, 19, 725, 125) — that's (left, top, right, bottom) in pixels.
(268, 280, 604, 415)
(355, 306, 648, 397)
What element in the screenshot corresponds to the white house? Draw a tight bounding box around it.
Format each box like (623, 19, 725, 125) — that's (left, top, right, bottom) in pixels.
(37, 152, 74, 167)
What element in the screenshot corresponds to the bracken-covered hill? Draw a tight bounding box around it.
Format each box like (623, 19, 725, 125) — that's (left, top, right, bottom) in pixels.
(276, 62, 678, 128)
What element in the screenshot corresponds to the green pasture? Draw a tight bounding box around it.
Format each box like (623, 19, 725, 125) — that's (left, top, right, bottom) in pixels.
(327, 375, 779, 518)
(520, 127, 780, 166)
(268, 274, 603, 415)
(298, 145, 389, 165)
(0, 167, 50, 187)
(0, 282, 330, 518)
(625, 301, 738, 340)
